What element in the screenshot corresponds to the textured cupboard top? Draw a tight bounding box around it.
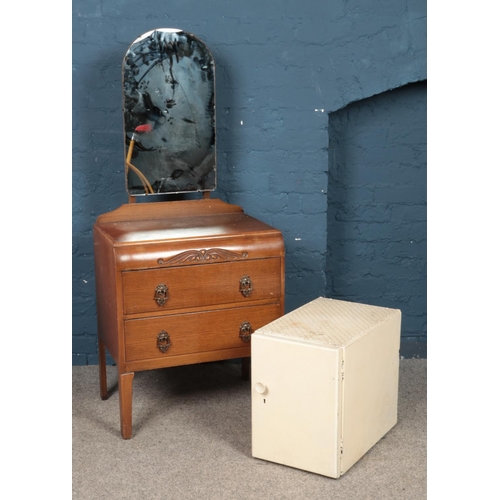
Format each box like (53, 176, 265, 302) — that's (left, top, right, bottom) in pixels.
(255, 297, 401, 347)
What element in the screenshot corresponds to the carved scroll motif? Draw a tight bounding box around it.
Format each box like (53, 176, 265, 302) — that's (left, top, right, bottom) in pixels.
(157, 248, 248, 266)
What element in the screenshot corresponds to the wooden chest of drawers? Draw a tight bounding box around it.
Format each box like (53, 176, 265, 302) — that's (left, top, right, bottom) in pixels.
(93, 198, 285, 438)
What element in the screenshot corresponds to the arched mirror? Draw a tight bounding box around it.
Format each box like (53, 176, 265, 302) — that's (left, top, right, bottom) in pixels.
(122, 29, 216, 196)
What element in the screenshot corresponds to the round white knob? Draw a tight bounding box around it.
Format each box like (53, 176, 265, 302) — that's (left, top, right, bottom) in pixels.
(255, 382, 267, 394)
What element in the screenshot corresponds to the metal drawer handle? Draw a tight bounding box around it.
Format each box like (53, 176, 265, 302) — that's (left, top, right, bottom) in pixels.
(154, 284, 169, 306)
(239, 321, 252, 343)
(239, 276, 252, 297)
(157, 330, 171, 353)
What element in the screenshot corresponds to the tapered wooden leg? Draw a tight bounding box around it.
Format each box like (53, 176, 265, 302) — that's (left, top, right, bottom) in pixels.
(242, 357, 250, 381)
(98, 337, 108, 400)
(119, 372, 135, 439)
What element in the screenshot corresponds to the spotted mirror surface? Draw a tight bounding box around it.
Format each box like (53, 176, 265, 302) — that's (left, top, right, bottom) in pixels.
(122, 29, 216, 195)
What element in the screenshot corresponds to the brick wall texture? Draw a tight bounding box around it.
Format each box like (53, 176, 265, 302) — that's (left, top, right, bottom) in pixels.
(327, 82, 426, 358)
(73, 0, 427, 364)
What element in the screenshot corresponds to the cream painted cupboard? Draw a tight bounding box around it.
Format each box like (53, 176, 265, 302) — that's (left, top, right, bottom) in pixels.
(251, 297, 401, 478)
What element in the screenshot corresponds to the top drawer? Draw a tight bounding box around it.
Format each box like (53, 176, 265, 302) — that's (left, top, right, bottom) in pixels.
(122, 258, 281, 315)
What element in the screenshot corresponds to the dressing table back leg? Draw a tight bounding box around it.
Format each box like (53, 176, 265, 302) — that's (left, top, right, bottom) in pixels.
(98, 338, 108, 400)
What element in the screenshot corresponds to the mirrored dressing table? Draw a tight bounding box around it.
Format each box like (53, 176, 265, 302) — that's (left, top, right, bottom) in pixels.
(93, 29, 285, 439)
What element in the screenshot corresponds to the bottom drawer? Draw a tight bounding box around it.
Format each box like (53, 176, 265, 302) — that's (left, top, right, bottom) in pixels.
(125, 303, 281, 362)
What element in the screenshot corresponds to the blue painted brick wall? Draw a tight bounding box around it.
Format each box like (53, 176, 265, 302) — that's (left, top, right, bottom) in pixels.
(326, 82, 427, 358)
(73, 0, 427, 364)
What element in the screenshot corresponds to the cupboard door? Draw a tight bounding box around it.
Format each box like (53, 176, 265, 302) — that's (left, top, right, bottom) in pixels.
(251, 334, 342, 478)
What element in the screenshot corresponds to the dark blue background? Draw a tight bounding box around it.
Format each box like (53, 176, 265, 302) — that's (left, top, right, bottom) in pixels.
(73, 0, 427, 364)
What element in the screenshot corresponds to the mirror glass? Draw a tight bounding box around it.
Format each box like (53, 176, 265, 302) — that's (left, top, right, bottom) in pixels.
(122, 29, 216, 195)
